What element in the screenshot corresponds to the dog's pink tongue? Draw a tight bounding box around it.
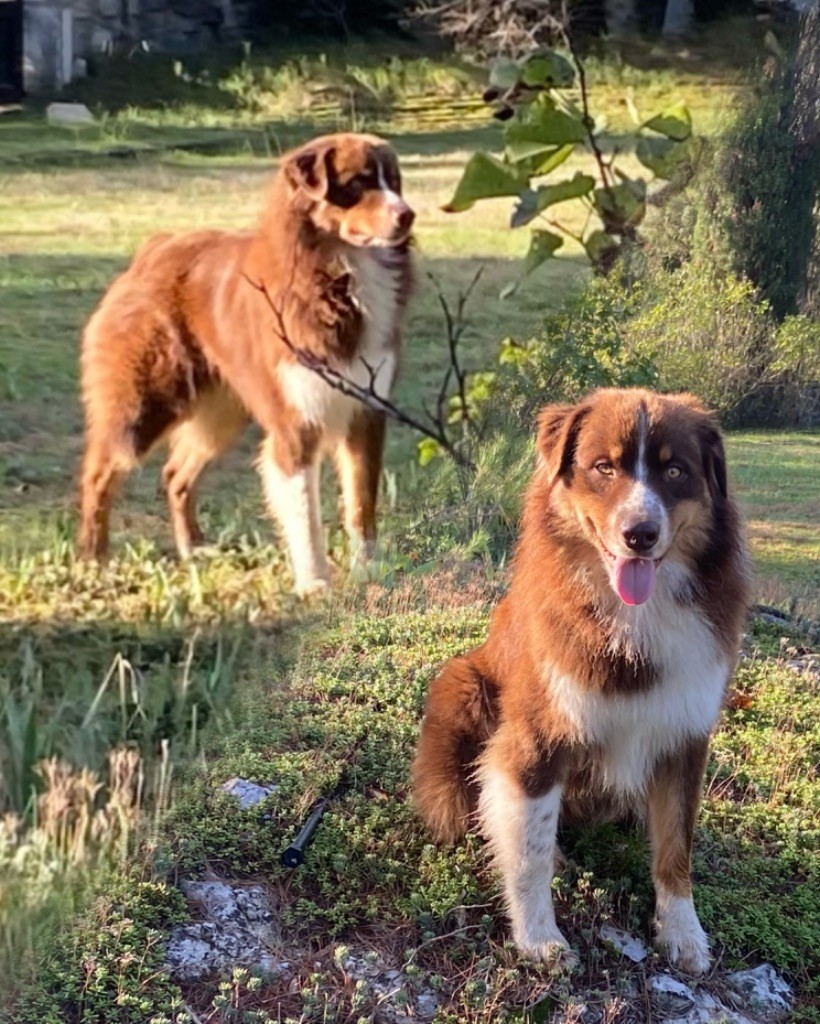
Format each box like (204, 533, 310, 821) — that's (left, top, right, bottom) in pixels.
(613, 557, 656, 606)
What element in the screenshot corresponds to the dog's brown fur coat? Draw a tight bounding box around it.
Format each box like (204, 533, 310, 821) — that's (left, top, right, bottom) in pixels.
(79, 133, 413, 593)
(413, 388, 749, 973)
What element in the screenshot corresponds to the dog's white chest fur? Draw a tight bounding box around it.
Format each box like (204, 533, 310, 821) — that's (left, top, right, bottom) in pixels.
(278, 248, 402, 435)
(548, 570, 730, 794)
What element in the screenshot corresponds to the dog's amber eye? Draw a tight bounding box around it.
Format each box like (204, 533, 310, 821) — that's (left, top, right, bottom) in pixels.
(666, 464, 684, 480)
(595, 461, 615, 477)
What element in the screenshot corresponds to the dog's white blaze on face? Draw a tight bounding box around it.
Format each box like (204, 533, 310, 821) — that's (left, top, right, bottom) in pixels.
(377, 161, 405, 216)
(477, 766, 569, 959)
(611, 479, 669, 553)
(635, 403, 648, 482)
(609, 404, 671, 557)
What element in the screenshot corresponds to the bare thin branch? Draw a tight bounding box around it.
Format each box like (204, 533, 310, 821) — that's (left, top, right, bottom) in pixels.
(244, 273, 477, 471)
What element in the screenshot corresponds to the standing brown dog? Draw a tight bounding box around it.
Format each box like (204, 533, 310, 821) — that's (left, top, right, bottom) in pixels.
(413, 388, 749, 973)
(78, 132, 414, 595)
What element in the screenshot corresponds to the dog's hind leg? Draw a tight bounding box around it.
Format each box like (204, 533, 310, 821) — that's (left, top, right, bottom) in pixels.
(163, 388, 246, 557)
(334, 409, 385, 569)
(412, 652, 497, 843)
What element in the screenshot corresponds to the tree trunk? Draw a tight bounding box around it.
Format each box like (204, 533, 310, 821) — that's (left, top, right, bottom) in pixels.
(662, 0, 693, 36)
(604, 0, 637, 39)
(788, 0, 820, 316)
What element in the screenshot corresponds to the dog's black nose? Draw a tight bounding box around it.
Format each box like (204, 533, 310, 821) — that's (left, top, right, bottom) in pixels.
(396, 205, 415, 232)
(622, 521, 660, 554)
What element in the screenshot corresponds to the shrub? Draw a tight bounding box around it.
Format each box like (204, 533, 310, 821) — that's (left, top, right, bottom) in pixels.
(487, 273, 658, 427)
(402, 274, 658, 560)
(622, 263, 776, 422)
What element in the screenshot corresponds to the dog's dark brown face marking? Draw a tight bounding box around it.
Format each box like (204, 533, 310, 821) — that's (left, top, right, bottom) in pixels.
(539, 390, 726, 606)
(284, 133, 414, 248)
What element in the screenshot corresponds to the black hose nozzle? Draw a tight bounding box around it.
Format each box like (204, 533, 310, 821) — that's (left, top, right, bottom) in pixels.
(281, 799, 328, 868)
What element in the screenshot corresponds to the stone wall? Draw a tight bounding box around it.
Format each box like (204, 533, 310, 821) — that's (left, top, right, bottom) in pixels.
(23, 0, 258, 93)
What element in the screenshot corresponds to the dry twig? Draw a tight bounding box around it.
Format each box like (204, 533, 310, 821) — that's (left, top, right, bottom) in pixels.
(244, 273, 480, 473)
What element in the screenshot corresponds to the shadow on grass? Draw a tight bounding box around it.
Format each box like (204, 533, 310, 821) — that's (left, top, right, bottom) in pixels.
(0, 612, 305, 818)
(0, 105, 641, 172)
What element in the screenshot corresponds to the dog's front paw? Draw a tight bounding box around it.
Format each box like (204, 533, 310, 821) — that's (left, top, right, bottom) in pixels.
(348, 538, 376, 574)
(295, 575, 331, 599)
(655, 898, 711, 975)
(515, 927, 578, 969)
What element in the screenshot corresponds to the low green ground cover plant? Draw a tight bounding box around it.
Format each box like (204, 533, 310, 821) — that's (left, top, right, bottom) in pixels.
(7, 609, 818, 1022)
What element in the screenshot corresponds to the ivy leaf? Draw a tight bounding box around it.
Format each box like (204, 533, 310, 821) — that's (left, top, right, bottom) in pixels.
(489, 57, 521, 91)
(592, 180, 646, 233)
(505, 107, 586, 162)
(636, 136, 690, 180)
(522, 228, 563, 277)
(443, 153, 527, 213)
(417, 438, 441, 467)
(528, 143, 575, 176)
(510, 190, 540, 228)
(520, 51, 575, 89)
(501, 229, 564, 296)
(511, 172, 595, 228)
(642, 102, 692, 142)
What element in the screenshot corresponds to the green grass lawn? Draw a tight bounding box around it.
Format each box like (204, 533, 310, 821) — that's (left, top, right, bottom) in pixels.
(1, 26, 819, 1024)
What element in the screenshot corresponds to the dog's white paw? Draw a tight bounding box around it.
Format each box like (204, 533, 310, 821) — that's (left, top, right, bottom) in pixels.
(348, 538, 376, 573)
(655, 897, 711, 975)
(295, 576, 331, 599)
(515, 926, 578, 969)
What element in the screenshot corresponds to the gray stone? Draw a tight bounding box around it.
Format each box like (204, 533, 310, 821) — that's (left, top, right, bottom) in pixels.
(786, 656, 819, 677)
(165, 879, 282, 982)
(220, 777, 277, 809)
(647, 970, 786, 1024)
(726, 964, 793, 1015)
(599, 923, 649, 962)
(46, 102, 95, 125)
(648, 974, 698, 1015)
(755, 612, 790, 626)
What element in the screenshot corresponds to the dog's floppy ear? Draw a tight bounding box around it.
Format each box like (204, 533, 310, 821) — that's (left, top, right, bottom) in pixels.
(678, 393, 727, 504)
(285, 141, 333, 200)
(700, 420, 728, 504)
(536, 402, 589, 484)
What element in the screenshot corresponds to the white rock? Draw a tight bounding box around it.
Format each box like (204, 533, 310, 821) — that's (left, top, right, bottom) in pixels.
(220, 777, 277, 809)
(600, 923, 649, 962)
(726, 964, 793, 1015)
(651, 971, 774, 1024)
(649, 974, 698, 1015)
(46, 102, 94, 126)
(165, 879, 280, 981)
(416, 991, 439, 1018)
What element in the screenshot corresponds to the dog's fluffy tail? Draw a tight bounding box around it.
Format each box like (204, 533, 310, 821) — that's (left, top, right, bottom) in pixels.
(412, 651, 497, 844)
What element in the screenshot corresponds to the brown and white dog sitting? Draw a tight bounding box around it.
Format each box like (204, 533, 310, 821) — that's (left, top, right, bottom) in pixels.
(413, 388, 749, 974)
(78, 132, 414, 595)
